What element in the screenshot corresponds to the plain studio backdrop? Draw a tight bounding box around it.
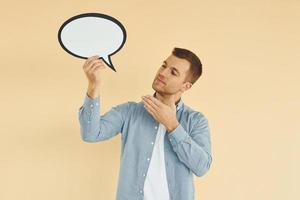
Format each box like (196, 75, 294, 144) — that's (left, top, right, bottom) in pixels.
(0, 1, 299, 200)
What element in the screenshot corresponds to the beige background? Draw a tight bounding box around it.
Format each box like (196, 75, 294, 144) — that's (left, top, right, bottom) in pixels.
(0, 0, 299, 199)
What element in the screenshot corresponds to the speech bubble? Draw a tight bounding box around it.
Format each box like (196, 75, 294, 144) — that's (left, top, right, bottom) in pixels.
(58, 13, 127, 72)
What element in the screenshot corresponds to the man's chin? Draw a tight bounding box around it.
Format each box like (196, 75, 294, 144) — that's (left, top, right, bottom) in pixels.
(151, 83, 160, 92)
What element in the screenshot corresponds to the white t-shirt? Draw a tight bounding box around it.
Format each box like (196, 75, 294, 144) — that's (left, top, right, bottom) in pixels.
(143, 123, 170, 200)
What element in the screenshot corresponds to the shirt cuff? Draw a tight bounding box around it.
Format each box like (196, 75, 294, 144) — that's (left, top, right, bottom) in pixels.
(167, 123, 189, 145)
(83, 93, 100, 108)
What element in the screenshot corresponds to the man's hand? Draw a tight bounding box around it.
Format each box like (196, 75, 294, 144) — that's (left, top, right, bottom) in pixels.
(141, 94, 179, 133)
(83, 55, 107, 85)
(83, 55, 106, 99)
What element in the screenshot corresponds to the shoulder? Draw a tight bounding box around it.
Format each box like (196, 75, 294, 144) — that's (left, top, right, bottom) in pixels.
(182, 104, 209, 124)
(181, 104, 210, 136)
(114, 100, 141, 113)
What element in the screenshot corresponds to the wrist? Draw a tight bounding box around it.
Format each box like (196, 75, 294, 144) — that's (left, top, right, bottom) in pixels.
(88, 82, 100, 89)
(87, 84, 100, 99)
(166, 120, 179, 133)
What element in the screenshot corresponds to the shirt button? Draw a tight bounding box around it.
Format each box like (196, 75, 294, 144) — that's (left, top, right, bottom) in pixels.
(95, 102, 99, 106)
(155, 126, 157, 129)
(147, 158, 150, 161)
(143, 173, 146, 177)
(90, 104, 93, 107)
(151, 142, 154, 145)
(140, 190, 143, 193)
(170, 138, 172, 141)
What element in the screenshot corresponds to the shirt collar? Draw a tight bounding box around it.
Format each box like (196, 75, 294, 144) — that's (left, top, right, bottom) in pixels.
(153, 91, 183, 112)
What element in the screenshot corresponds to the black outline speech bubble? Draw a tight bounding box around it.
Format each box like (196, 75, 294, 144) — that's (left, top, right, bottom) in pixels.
(58, 13, 127, 72)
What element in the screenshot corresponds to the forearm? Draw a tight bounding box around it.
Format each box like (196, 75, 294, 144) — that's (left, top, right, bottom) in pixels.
(168, 123, 212, 177)
(87, 83, 100, 99)
(78, 94, 131, 143)
(79, 95, 101, 142)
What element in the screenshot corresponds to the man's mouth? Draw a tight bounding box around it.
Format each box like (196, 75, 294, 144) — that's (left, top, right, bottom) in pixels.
(155, 78, 165, 85)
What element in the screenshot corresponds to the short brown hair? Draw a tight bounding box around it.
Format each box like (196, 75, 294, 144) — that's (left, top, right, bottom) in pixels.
(172, 47, 202, 84)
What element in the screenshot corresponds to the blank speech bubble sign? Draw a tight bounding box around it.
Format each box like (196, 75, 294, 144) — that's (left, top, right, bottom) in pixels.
(58, 13, 127, 72)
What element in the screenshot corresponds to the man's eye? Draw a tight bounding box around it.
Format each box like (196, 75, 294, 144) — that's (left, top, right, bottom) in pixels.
(172, 71, 176, 75)
(161, 65, 166, 68)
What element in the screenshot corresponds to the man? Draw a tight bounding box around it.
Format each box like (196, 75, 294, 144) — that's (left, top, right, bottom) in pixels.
(78, 47, 212, 200)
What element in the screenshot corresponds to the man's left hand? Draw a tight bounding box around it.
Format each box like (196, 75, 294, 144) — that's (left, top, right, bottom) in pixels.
(141, 94, 179, 133)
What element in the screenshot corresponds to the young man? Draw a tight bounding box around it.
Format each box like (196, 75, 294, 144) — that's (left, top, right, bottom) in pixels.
(78, 47, 212, 200)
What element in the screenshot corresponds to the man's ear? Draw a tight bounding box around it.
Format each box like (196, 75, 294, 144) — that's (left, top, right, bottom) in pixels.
(185, 82, 193, 90)
(181, 81, 192, 92)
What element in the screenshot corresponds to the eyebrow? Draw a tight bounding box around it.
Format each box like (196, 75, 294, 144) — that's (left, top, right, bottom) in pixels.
(163, 61, 180, 75)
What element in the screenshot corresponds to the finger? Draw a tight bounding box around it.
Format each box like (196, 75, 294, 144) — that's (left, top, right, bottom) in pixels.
(84, 57, 100, 70)
(84, 55, 98, 67)
(146, 95, 163, 107)
(143, 99, 157, 114)
(87, 60, 103, 71)
(90, 60, 104, 69)
(84, 58, 99, 71)
(142, 96, 159, 111)
(93, 65, 106, 72)
(144, 102, 157, 119)
(90, 63, 105, 72)
(86, 55, 100, 66)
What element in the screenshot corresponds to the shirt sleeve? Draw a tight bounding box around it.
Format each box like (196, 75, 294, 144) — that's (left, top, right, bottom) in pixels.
(167, 112, 212, 177)
(78, 93, 131, 142)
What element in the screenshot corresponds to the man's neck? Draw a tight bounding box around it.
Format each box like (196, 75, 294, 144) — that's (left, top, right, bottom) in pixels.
(153, 91, 181, 106)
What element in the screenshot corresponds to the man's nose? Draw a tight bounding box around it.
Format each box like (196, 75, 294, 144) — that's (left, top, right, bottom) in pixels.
(159, 68, 169, 77)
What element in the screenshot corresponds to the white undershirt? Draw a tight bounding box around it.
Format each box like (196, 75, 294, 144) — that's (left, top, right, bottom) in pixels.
(143, 123, 170, 200)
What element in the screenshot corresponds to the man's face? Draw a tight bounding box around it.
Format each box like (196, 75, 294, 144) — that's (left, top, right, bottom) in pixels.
(152, 54, 192, 95)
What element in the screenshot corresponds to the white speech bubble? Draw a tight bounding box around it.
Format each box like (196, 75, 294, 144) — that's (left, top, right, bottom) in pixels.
(58, 13, 127, 72)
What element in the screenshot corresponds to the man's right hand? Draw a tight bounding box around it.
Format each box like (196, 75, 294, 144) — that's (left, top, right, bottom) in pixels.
(83, 55, 106, 99)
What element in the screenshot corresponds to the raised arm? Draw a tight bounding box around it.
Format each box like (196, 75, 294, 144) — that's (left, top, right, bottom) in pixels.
(78, 55, 130, 142)
(78, 93, 131, 142)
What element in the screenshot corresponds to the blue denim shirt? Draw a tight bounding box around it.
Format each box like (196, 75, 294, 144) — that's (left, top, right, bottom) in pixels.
(78, 92, 212, 200)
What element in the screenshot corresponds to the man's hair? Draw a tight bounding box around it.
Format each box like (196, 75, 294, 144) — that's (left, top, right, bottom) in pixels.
(172, 47, 202, 84)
